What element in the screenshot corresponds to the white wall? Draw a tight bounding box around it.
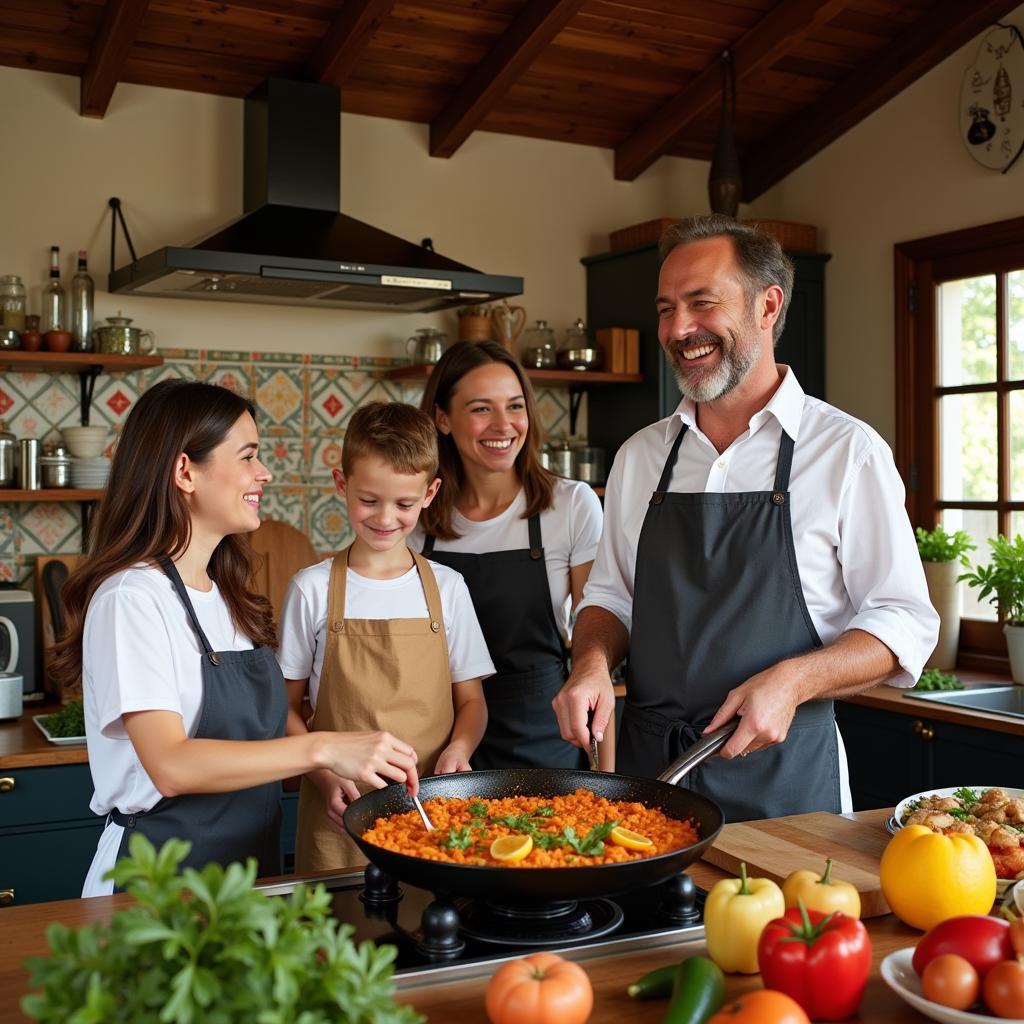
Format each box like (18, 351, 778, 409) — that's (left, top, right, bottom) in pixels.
(0, 66, 708, 362)
(745, 5, 1024, 443)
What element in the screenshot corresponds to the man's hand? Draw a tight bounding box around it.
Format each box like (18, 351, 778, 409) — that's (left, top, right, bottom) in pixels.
(434, 746, 472, 774)
(703, 661, 801, 759)
(310, 769, 361, 830)
(552, 666, 615, 751)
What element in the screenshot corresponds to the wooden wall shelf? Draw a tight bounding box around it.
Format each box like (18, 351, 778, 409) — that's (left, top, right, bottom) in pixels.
(0, 489, 104, 503)
(385, 365, 643, 386)
(0, 352, 163, 374)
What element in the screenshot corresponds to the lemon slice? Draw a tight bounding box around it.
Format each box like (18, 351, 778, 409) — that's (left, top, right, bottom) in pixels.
(489, 834, 534, 862)
(610, 826, 654, 851)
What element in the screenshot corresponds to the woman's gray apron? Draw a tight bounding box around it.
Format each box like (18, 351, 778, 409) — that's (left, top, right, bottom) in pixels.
(618, 422, 840, 821)
(110, 558, 288, 880)
(423, 514, 585, 770)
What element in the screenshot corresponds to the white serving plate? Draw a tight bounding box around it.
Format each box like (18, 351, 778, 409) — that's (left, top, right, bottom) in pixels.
(881, 947, 1007, 1024)
(892, 785, 1024, 896)
(33, 714, 86, 745)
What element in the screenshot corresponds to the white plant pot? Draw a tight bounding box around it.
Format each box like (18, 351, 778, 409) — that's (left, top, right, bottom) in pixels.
(922, 560, 962, 671)
(1004, 623, 1024, 684)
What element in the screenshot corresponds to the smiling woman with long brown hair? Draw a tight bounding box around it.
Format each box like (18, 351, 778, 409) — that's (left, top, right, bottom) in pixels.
(411, 341, 605, 771)
(52, 379, 419, 896)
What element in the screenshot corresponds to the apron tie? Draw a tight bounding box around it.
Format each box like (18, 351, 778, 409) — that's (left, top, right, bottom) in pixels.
(663, 719, 704, 771)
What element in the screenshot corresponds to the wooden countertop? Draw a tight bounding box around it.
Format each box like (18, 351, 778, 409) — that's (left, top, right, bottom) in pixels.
(0, 701, 87, 769)
(0, 809, 939, 1023)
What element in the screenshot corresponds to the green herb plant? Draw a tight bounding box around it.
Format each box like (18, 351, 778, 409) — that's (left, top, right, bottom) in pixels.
(914, 669, 965, 691)
(959, 534, 1024, 625)
(22, 835, 423, 1024)
(915, 525, 975, 564)
(41, 700, 85, 738)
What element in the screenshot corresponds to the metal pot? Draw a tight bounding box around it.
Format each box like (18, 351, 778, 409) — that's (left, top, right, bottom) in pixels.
(556, 346, 603, 371)
(0, 423, 15, 487)
(93, 316, 156, 356)
(406, 328, 447, 365)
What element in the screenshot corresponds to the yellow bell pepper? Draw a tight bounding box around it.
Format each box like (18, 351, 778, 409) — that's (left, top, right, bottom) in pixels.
(704, 861, 785, 974)
(879, 823, 996, 932)
(782, 857, 862, 919)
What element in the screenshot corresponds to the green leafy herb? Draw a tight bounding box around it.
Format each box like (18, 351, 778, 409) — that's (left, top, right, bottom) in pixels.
(947, 808, 971, 820)
(960, 534, 1024, 625)
(953, 787, 980, 806)
(914, 669, 965, 691)
(41, 700, 85, 738)
(562, 820, 620, 856)
(916, 525, 975, 563)
(533, 806, 555, 818)
(467, 802, 488, 818)
(531, 831, 567, 851)
(439, 827, 474, 851)
(21, 834, 421, 1024)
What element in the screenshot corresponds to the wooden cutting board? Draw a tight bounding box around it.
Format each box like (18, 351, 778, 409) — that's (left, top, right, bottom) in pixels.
(701, 811, 891, 918)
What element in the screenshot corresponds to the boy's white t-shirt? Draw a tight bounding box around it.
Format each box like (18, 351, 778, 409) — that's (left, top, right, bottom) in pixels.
(81, 564, 255, 897)
(409, 477, 604, 644)
(277, 557, 495, 705)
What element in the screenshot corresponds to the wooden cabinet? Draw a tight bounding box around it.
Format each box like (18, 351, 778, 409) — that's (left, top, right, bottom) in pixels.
(0, 764, 300, 906)
(836, 701, 1022, 810)
(581, 244, 829, 461)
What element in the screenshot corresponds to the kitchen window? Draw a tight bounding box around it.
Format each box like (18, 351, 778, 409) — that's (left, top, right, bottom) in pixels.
(896, 216, 1024, 669)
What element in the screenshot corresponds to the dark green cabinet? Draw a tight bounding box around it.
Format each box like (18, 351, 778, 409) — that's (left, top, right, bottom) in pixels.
(581, 243, 828, 461)
(836, 701, 1023, 811)
(1, 765, 300, 906)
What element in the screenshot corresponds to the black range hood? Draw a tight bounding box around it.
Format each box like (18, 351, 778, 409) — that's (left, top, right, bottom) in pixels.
(109, 80, 522, 312)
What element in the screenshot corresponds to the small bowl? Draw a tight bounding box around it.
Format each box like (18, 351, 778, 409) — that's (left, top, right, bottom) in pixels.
(62, 425, 109, 459)
(556, 346, 603, 371)
(44, 330, 72, 353)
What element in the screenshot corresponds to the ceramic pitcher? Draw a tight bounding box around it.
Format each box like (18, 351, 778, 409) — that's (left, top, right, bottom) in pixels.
(490, 302, 526, 352)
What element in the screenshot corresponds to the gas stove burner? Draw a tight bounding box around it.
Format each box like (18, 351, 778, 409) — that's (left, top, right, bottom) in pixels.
(456, 897, 625, 947)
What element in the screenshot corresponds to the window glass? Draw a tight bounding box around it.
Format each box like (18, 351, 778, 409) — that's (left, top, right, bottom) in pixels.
(938, 393, 998, 501)
(938, 275, 997, 386)
(1012, 389, 1024, 501)
(942, 508, 998, 621)
(1010, 270, 1024, 381)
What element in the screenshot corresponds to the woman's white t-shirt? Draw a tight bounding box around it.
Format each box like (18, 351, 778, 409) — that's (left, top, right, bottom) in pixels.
(81, 564, 256, 897)
(276, 557, 495, 706)
(409, 478, 604, 644)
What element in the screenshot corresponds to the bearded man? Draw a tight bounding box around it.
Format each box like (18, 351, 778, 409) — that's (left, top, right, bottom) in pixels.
(552, 215, 937, 821)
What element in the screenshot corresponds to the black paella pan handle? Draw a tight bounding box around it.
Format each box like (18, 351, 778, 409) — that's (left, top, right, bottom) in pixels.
(657, 721, 738, 786)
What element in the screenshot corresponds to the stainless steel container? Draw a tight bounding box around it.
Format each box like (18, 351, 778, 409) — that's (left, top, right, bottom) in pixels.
(39, 453, 72, 488)
(0, 327, 19, 350)
(0, 422, 15, 487)
(572, 446, 606, 484)
(18, 439, 40, 490)
(545, 441, 574, 478)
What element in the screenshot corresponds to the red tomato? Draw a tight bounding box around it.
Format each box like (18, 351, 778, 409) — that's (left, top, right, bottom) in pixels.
(983, 960, 1024, 1019)
(484, 952, 593, 1024)
(706, 990, 811, 1023)
(912, 916, 1012, 979)
(921, 954, 980, 1011)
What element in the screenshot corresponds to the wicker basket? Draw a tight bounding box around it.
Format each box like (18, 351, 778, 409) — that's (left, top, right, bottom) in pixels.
(609, 217, 679, 252)
(742, 219, 817, 252)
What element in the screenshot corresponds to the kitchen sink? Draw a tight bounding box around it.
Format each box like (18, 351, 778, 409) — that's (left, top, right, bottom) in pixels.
(903, 685, 1024, 718)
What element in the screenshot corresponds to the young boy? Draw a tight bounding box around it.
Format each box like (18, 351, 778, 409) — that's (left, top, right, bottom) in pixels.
(278, 401, 494, 871)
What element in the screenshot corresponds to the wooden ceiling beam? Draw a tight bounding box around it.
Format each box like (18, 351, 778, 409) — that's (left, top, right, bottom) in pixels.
(613, 0, 851, 181)
(429, 0, 587, 159)
(79, 0, 151, 118)
(309, 0, 397, 88)
(741, 0, 1024, 200)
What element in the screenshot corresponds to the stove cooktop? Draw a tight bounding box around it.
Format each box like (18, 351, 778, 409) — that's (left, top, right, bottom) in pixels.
(258, 866, 707, 988)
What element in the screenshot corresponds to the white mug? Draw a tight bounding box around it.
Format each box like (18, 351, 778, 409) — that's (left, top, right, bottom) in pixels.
(0, 671, 22, 721)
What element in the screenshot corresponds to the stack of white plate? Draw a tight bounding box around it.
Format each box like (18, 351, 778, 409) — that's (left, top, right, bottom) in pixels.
(71, 457, 111, 489)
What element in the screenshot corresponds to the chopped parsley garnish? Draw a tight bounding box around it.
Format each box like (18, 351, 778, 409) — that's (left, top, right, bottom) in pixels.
(439, 827, 474, 850)
(562, 820, 620, 857)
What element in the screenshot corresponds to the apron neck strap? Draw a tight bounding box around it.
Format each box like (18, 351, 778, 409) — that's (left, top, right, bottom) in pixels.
(655, 422, 689, 494)
(158, 557, 216, 656)
(528, 512, 543, 559)
(326, 547, 352, 628)
(410, 549, 446, 624)
(772, 430, 795, 492)
(421, 533, 436, 556)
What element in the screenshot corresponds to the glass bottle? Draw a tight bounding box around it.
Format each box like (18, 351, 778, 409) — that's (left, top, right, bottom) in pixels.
(70, 250, 95, 351)
(41, 246, 65, 334)
(0, 275, 26, 331)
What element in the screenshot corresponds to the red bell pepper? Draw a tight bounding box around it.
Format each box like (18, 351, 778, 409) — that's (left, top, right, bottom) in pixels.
(757, 902, 872, 1021)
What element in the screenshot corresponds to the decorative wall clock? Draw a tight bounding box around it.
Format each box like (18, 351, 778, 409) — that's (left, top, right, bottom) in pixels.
(959, 23, 1024, 173)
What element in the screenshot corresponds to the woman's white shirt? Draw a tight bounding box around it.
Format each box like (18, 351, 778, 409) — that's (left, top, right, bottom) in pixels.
(408, 477, 604, 644)
(277, 558, 495, 707)
(81, 564, 253, 897)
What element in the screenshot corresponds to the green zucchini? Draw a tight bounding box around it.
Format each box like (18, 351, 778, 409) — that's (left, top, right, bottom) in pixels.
(627, 963, 677, 999)
(662, 956, 725, 1024)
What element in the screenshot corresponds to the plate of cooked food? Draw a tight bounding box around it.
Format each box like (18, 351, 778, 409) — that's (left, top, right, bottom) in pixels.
(891, 786, 1024, 895)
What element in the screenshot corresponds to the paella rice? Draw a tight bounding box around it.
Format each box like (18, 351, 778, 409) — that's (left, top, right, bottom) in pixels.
(360, 788, 701, 867)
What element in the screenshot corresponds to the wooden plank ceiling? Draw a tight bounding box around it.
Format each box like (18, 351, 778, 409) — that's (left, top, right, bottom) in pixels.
(0, 0, 1019, 199)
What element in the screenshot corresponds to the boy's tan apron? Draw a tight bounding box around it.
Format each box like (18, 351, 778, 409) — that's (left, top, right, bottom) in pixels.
(295, 546, 455, 872)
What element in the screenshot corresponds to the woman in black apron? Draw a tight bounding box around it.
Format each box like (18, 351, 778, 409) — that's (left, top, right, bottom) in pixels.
(412, 342, 605, 770)
(52, 380, 419, 896)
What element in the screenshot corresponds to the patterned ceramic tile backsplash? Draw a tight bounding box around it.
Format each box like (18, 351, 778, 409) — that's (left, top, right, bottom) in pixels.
(0, 348, 574, 584)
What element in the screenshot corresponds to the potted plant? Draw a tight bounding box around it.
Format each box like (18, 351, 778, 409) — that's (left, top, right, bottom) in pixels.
(915, 525, 975, 670)
(22, 835, 423, 1024)
(959, 534, 1024, 683)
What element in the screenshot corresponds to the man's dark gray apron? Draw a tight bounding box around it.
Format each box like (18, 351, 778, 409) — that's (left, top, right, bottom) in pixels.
(618, 422, 840, 821)
(423, 514, 585, 770)
(110, 558, 288, 880)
